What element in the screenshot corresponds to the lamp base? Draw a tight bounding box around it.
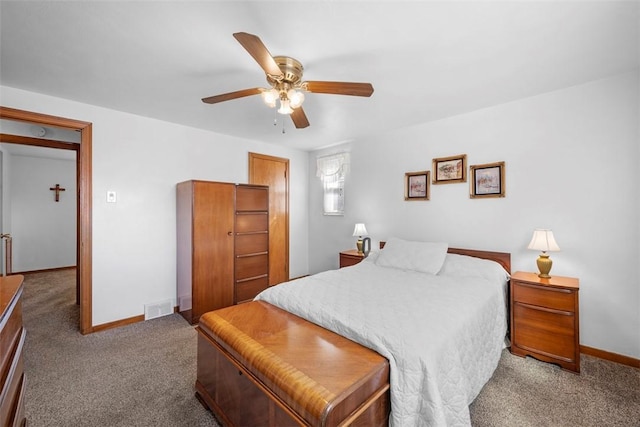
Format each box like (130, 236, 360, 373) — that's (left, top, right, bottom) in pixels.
(356, 239, 364, 254)
(536, 253, 553, 278)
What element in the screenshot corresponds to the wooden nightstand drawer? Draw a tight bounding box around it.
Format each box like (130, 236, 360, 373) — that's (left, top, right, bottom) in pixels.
(513, 303, 577, 362)
(339, 250, 365, 268)
(513, 282, 575, 312)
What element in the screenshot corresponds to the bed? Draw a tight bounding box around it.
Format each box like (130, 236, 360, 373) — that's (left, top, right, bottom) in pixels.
(196, 238, 511, 426)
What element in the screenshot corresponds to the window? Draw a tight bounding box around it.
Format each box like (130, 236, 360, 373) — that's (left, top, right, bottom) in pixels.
(317, 152, 350, 215)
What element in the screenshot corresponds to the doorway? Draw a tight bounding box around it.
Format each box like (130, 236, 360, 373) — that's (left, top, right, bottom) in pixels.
(0, 106, 93, 334)
(248, 153, 289, 285)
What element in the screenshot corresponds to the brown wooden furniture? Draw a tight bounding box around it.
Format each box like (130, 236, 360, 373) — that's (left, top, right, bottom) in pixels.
(196, 301, 390, 427)
(510, 271, 580, 373)
(177, 180, 269, 324)
(0, 275, 26, 427)
(339, 249, 365, 268)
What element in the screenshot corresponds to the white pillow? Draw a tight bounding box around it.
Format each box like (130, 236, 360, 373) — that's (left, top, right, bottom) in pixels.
(438, 253, 510, 283)
(375, 237, 448, 274)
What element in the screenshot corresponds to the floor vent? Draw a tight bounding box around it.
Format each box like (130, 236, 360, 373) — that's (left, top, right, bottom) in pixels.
(144, 299, 173, 320)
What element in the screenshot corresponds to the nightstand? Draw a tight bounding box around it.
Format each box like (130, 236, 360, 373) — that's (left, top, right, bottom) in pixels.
(510, 271, 580, 373)
(339, 249, 365, 268)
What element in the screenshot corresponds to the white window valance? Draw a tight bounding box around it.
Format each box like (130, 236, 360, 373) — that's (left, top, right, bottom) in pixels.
(316, 152, 350, 183)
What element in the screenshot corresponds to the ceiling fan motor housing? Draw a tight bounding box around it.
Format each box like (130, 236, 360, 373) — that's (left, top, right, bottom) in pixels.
(267, 56, 304, 88)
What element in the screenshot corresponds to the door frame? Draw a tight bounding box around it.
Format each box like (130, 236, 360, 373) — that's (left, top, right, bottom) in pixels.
(0, 106, 93, 334)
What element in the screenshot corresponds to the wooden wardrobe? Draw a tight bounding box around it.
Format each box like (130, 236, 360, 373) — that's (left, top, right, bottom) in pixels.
(177, 180, 269, 324)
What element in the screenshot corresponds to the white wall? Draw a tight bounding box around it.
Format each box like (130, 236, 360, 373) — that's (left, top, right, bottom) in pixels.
(0, 85, 310, 326)
(8, 154, 76, 271)
(309, 71, 639, 359)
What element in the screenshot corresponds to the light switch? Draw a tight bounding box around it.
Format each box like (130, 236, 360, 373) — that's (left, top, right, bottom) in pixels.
(106, 191, 117, 203)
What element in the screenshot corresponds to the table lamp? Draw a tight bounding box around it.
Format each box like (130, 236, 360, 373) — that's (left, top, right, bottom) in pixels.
(527, 229, 560, 278)
(352, 223, 368, 254)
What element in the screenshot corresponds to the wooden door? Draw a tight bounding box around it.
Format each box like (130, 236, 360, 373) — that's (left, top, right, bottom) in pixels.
(248, 153, 289, 286)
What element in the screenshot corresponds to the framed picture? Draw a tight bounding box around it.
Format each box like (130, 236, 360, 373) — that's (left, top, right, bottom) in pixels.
(405, 171, 430, 201)
(470, 161, 505, 198)
(432, 154, 467, 184)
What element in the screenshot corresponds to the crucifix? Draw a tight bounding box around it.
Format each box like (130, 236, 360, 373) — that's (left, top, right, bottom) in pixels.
(49, 184, 66, 202)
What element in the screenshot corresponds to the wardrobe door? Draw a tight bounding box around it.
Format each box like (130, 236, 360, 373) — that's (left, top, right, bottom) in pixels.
(187, 181, 234, 323)
(193, 181, 235, 321)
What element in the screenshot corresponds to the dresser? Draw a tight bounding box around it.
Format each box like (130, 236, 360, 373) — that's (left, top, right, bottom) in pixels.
(0, 275, 26, 427)
(510, 271, 580, 373)
(177, 180, 269, 324)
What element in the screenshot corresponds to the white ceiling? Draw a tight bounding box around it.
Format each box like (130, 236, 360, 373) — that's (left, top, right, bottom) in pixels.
(1, 1, 638, 152)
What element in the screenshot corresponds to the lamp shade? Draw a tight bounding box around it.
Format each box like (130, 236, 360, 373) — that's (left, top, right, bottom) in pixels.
(288, 89, 305, 109)
(352, 223, 368, 237)
(527, 229, 560, 252)
(261, 88, 279, 108)
(277, 98, 293, 115)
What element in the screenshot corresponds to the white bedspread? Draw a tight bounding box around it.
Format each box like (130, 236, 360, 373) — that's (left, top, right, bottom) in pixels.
(255, 258, 508, 427)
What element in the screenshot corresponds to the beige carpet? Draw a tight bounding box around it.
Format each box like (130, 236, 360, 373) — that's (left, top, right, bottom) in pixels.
(21, 269, 640, 426)
(22, 269, 219, 427)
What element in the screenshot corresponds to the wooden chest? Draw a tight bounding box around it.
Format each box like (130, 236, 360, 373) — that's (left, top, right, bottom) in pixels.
(196, 301, 390, 426)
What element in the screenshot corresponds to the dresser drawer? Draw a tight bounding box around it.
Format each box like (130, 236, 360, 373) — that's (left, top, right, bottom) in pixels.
(235, 213, 268, 234)
(513, 282, 575, 312)
(10, 372, 25, 427)
(512, 303, 576, 362)
(235, 233, 268, 256)
(236, 276, 269, 304)
(235, 254, 268, 281)
(0, 295, 22, 383)
(236, 186, 268, 211)
(0, 329, 25, 426)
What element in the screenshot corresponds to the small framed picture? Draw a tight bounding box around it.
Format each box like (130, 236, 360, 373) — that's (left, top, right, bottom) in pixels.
(470, 161, 505, 198)
(405, 171, 430, 201)
(432, 154, 467, 184)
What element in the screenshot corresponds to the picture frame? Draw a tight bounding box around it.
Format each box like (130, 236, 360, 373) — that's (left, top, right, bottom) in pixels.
(432, 154, 467, 184)
(405, 171, 430, 201)
(470, 161, 505, 198)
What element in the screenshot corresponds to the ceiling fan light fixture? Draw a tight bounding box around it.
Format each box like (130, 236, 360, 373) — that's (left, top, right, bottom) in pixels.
(261, 88, 279, 108)
(288, 89, 305, 109)
(277, 98, 293, 115)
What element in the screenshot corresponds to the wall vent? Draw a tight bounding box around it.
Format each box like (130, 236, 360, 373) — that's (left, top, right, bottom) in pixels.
(144, 299, 173, 321)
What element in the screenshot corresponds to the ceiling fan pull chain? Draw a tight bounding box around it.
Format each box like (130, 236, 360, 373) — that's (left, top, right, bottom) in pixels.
(282, 119, 286, 134)
(273, 108, 278, 126)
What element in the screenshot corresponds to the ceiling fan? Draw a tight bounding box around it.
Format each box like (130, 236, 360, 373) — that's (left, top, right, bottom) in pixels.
(202, 32, 374, 129)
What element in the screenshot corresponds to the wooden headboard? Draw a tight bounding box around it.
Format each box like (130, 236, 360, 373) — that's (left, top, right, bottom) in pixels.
(378, 241, 511, 274)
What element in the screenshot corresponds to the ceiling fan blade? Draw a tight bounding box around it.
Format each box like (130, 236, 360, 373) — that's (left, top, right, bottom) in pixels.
(305, 81, 374, 97)
(202, 88, 262, 104)
(233, 32, 284, 78)
(290, 107, 310, 129)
